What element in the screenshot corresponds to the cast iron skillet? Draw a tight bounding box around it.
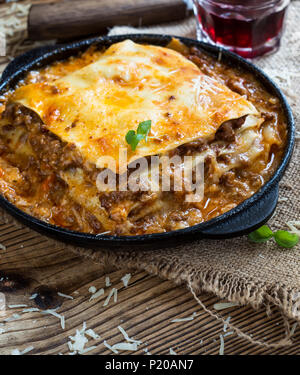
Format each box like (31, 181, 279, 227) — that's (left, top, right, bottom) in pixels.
(0, 34, 295, 250)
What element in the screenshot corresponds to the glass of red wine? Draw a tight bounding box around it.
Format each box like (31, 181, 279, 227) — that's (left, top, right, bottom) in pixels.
(193, 0, 290, 58)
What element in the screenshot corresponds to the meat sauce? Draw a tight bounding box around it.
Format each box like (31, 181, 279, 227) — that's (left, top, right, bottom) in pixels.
(0, 43, 287, 235)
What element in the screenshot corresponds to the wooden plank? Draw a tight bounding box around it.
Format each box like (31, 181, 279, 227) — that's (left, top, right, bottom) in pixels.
(0, 222, 299, 355)
(28, 0, 188, 40)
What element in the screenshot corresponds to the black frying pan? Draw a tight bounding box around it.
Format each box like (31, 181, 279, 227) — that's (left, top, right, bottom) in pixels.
(0, 34, 295, 250)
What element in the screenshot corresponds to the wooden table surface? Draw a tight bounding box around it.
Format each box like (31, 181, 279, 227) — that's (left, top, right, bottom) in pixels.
(0, 221, 299, 355)
(0, 0, 299, 356)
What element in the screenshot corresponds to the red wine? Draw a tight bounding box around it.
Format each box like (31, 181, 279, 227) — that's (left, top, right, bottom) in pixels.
(194, 0, 289, 58)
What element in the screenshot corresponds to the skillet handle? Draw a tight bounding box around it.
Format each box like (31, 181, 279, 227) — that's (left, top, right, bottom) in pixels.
(0, 44, 59, 85)
(200, 184, 279, 239)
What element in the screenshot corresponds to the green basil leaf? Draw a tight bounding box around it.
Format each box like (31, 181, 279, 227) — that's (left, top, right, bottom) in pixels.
(126, 120, 152, 151)
(137, 120, 151, 140)
(274, 230, 299, 248)
(132, 134, 145, 150)
(248, 225, 274, 243)
(125, 130, 136, 145)
(129, 135, 139, 151)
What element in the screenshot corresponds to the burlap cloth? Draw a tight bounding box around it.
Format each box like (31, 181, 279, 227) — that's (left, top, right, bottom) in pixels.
(0, 0, 299, 347)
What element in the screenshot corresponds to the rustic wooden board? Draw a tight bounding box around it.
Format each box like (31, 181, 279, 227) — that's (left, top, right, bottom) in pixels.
(28, 0, 188, 40)
(0, 221, 299, 355)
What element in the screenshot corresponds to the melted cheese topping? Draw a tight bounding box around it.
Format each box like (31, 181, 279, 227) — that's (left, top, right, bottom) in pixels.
(12, 40, 258, 171)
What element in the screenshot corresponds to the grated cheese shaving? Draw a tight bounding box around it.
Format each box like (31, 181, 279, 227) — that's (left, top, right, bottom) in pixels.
(0, 243, 6, 250)
(22, 308, 40, 314)
(89, 288, 104, 301)
(60, 315, 65, 330)
(144, 348, 151, 355)
(4, 313, 20, 322)
(105, 276, 111, 287)
(41, 309, 65, 330)
(11, 349, 20, 355)
(67, 322, 100, 354)
(113, 288, 118, 303)
(104, 340, 119, 354)
(103, 288, 117, 306)
(0, 328, 5, 334)
(290, 322, 298, 337)
(88, 286, 97, 294)
(29, 293, 37, 300)
(58, 292, 74, 300)
(11, 346, 34, 355)
(21, 346, 34, 355)
(219, 334, 224, 355)
(8, 304, 27, 308)
(286, 221, 300, 236)
(121, 273, 131, 287)
(278, 197, 288, 203)
(171, 312, 197, 322)
(95, 231, 111, 236)
(112, 342, 138, 351)
(169, 348, 177, 355)
(214, 302, 239, 310)
(85, 329, 100, 340)
(68, 329, 89, 354)
(223, 316, 231, 332)
(118, 325, 142, 345)
(223, 331, 234, 337)
(80, 321, 87, 334)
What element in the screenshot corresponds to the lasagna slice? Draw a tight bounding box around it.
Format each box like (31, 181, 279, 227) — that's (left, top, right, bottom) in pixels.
(0, 40, 268, 235)
(11, 40, 259, 171)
